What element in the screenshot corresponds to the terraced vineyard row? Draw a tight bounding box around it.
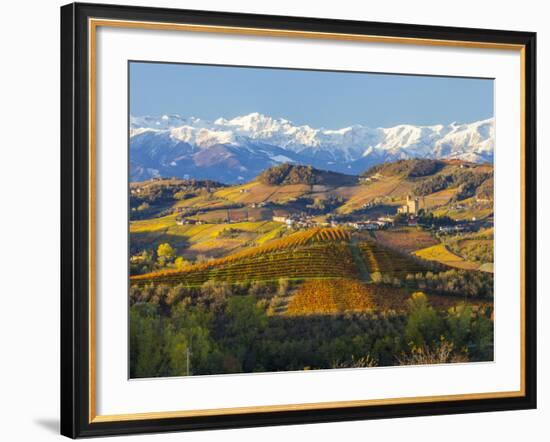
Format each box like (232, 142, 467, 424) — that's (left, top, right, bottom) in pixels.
(312, 228, 351, 242)
(131, 243, 359, 286)
(285, 279, 376, 315)
(285, 279, 473, 315)
(131, 227, 350, 282)
(359, 240, 434, 276)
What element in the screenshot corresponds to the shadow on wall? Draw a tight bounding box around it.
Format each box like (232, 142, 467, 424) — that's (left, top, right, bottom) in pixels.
(33, 418, 58, 434)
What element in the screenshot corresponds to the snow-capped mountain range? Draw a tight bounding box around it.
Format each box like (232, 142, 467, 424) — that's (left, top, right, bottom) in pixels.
(130, 112, 494, 183)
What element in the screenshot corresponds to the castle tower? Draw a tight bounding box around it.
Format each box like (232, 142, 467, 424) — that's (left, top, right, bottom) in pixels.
(406, 195, 419, 215)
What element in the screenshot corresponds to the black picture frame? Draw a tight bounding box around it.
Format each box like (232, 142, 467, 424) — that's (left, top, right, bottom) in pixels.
(61, 2, 537, 438)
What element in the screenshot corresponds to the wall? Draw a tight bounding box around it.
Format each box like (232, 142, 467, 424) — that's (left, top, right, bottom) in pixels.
(0, 0, 546, 440)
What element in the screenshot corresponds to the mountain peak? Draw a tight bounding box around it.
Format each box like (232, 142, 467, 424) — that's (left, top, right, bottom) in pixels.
(129, 113, 494, 183)
(226, 111, 272, 125)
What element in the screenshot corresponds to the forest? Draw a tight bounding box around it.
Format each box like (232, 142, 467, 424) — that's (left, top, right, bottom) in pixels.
(130, 280, 493, 377)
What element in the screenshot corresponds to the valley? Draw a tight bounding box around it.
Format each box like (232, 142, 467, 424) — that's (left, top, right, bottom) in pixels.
(130, 159, 494, 266)
(125, 61, 497, 380)
(129, 159, 494, 377)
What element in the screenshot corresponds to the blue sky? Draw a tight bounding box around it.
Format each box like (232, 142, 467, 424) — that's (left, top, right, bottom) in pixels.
(130, 62, 493, 128)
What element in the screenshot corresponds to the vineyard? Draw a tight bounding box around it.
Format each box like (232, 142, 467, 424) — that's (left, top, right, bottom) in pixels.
(131, 227, 442, 287)
(130, 224, 483, 315)
(414, 244, 480, 271)
(360, 284, 479, 311)
(374, 227, 438, 253)
(285, 279, 376, 315)
(359, 240, 436, 276)
(131, 228, 356, 286)
(127, 161, 495, 376)
(214, 181, 312, 205)
(284, 279, 471, 315)
(335, 176, 404, 214)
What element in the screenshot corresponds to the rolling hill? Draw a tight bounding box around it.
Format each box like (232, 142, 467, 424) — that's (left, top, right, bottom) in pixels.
(129, 225, 489, 317)
(258, 163, 359, 186)
(130, 227, 435, 287)
(208, 161, 493, 217)
(129, 161, 494, 264)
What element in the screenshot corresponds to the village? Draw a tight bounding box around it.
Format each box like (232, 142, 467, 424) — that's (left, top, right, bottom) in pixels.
(271, 214, 394, 231)
(172, 192, 489, 234)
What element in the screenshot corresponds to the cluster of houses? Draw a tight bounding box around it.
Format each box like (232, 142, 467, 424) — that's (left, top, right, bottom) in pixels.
(361, 201, 377, 210)
(344, 217, 394, 231)
(176, 218, 205, 226)
(249, 201, 267, 208)
(437, 221, 490, 234)
(359, 173, 383, 184)
(271, 214, 394, 231)
(438, 225, 467, 233)
(272, 214, 318, 229)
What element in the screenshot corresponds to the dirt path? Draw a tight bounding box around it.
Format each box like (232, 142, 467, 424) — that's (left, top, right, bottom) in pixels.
(349, 239, 370, 282)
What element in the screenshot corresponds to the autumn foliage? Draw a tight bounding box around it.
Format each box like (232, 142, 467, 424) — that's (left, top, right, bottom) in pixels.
(131, 228, 354, 286)
(286, 279, 376, 315)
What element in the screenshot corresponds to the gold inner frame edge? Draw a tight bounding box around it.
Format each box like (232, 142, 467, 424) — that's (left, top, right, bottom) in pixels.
(87, 17, 527, 424)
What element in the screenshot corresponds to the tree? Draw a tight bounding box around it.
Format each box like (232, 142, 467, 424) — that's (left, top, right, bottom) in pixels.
(167, 303, 215, 376)
(277, 278, 289, 297)
(150, 284, 171, 314)
(393, 213, 408, 225)
(157, 243, 175, 266)
(447, 304, 493, 361)
(174, 256, 188, 270)
(404, 292, 443, 348)
(137, 202, 150, 211)
(397, 339, 467, 365)
(308, 197, 325, 211)
(370, 272, 383, 283)
(129, 249, 154, 275)
(129, 303, 164, 378)
(223, 296, 268, 371)
(446, 304, 472, 351)
(198, 280, 231, 312)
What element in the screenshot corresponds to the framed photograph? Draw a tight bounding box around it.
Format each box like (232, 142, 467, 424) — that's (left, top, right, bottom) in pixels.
(60, 2, 537, 438)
